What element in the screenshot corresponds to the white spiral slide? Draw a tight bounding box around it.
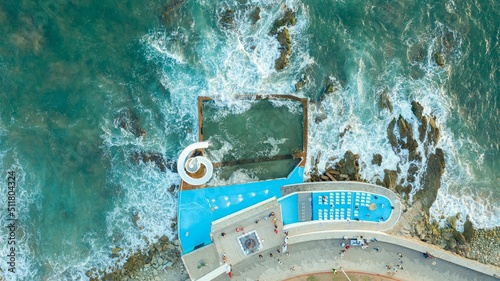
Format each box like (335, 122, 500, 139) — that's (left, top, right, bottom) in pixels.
(177, 142, 213, 186)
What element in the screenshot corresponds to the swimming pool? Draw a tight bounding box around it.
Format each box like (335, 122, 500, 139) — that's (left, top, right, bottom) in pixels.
(178, 166, 304, 254)
(280, 191, 393, 224)
(313, 191, 392, 222)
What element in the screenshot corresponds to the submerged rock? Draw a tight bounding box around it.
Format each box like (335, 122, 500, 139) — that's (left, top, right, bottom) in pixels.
(379, 89, 393, 113)
(372, 154, 383, 166)
(219, 8, 235, 29)
(115, 109, 146, 138)
(133, 152, 177, 173)
(160, 0, 186, 26)
(408, 43, 427, 63)
(442, 30, 455, 50)
(251, 7, 261, 24)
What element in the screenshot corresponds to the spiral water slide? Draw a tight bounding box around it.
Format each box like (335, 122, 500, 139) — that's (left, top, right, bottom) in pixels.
(177, 142, 213, 186)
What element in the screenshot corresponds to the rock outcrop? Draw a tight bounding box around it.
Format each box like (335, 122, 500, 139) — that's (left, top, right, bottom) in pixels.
(251, 7, 261, 24)
(219, 8, 235, 29)
(271, 8, 296, 71)
(379, 89, 393, 113)
(308, 151, 362, 182)
(115, 109, 147, 138)
(88, 236, 186, 281)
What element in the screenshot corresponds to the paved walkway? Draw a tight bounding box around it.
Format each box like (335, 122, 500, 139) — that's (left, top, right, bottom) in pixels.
(186, 182, 500, 280)
(213, 234, 499, 281)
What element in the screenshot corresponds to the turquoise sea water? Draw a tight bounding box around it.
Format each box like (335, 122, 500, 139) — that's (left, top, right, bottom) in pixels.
(0, 0, 498, 279)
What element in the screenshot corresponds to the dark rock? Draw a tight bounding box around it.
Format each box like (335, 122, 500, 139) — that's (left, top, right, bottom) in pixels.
(387, 118, 398, 148)
(219, 8, 235, 29)
(442, 30, 455, 50)
(270, 8, 296, 35)
(275, 49, 289, 71)
(271, 7, 295, 71)
(463, 217, 474, 243)
(336, 151, 360, 181)
(415, 148, 445, 210)
(379, 90, 393, 113)
(396, 116, 420, 161)
(382, 169, 398, 189)
(339, 125, 351, 138)
(251, 7, 261, 24)
(434, 53, 445, 66)
(136, 128, 146, 138)
(112, 247, 122, 254)
(133, 213, 143, 230)
(397, 116, 412, 139)
(372, 154, 383, 166)
(407, 139, 421, 162)
(419, 116, 428, 142)
(277, 28, 291, 51)
(324, 83, 335, 94)
(411, 101, 424, 120)
(407, 163, 419, 183)
(452, 229, 467, 246)
(295, 80, 304, 91)
(427, 117, 440, 146)
(314, 112, 327, 124)
(446, 216, 458, 229)
(168, 185, 177, 194)
(275, 27, 292, 71)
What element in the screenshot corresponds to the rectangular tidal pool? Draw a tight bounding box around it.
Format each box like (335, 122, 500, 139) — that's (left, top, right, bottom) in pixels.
(199, 96, 306, 185)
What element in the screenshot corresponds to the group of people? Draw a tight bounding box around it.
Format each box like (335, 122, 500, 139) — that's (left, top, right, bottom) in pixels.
(385, 253, 405, 272)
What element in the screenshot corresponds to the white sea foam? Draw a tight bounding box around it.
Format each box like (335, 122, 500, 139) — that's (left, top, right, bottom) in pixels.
(263, 137, 288, 157)
(0, 157, 40, 281)
(306, 19, 498, 231)
(75, 4, 499, 281)
(209, 168, 261, 187)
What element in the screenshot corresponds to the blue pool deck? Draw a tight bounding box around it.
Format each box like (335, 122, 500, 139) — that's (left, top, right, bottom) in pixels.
(178, 166, 304, 254)
(179, 165, 395, 254)
(279, 191, 393, 225)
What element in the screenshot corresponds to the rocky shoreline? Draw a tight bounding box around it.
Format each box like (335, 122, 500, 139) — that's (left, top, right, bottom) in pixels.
(96, 97, 499, 281)
(90, 4, 498, 280)
(87, 234, 188, 281)
(308, 95, 500, 268)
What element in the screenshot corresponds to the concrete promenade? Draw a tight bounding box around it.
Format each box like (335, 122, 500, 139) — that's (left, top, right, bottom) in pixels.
(188, 182, 500, 280)
(213, 235, 499, 281)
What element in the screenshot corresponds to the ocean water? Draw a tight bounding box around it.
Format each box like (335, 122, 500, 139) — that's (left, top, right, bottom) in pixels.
(0, 0, 498, 280)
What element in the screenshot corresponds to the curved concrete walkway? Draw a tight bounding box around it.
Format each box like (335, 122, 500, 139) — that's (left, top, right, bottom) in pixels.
(213, 232, 500, 281)
(193, 182, 500, 280)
